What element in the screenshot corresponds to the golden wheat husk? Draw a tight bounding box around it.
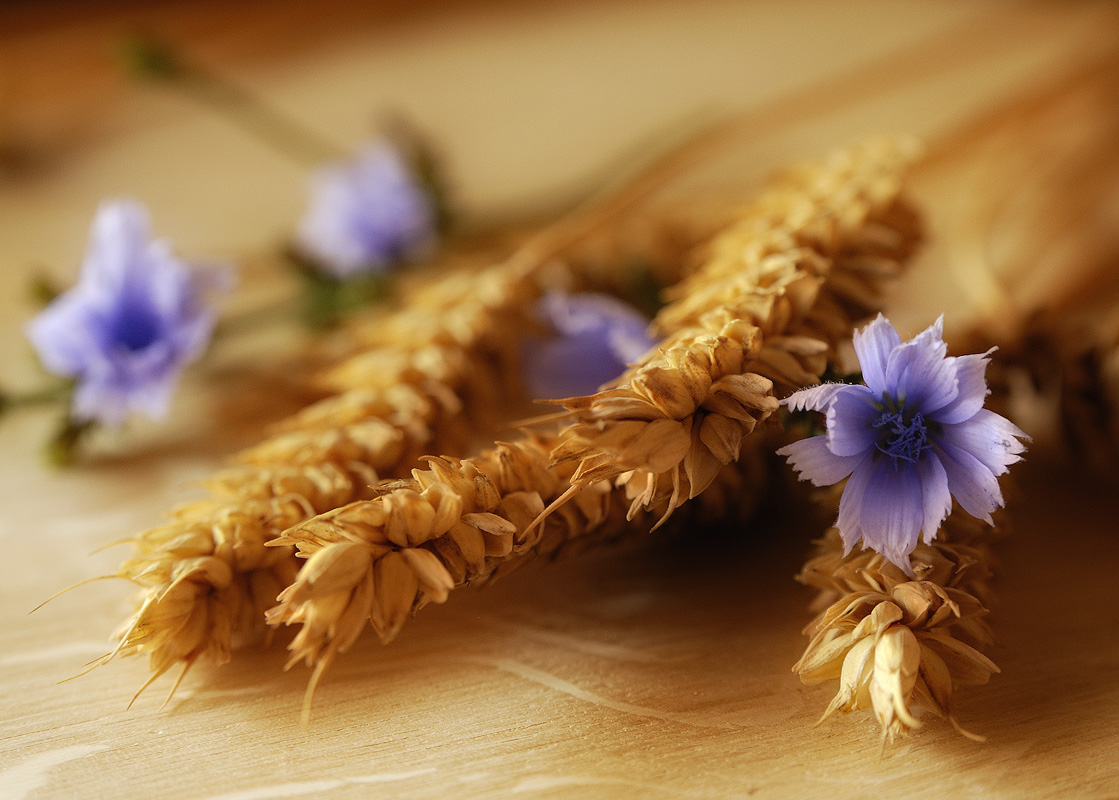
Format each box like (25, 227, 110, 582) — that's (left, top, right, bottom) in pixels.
(793, 513, 1004, 742)
(546, 138, 922, 526)
(105, 212, 704, 685)
(267, 140, 924, 703)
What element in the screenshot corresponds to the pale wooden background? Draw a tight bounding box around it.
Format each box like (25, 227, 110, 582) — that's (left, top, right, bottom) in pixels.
(2, 2, 1118, 798)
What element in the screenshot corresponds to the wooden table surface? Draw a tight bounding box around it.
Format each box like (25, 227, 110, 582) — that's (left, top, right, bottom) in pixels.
(2, 2, 1118, 798)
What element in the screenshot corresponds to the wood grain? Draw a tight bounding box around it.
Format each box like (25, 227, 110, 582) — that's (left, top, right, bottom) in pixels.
(1, 2, 1118, 798)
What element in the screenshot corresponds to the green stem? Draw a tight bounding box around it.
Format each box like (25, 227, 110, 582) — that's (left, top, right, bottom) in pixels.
(179, 68, 344, 167)
(212, 296, 302, 341)
(46, 417, 95, 468)
(121, 33, 345, 167)
(1, 384, 71, 412)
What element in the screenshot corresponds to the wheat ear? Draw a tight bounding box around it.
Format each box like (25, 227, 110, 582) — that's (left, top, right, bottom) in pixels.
(547, 138, 923, 526)
(794, 514, 1002, 742)
(267, 139, 925, 705)
(108, 260, 544, 682)
(107, 207, 706, 688)
(264, 434, 651, 718)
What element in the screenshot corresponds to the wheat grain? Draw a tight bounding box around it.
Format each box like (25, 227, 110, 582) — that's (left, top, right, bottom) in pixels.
(794, 513, 1002, 741)
(267, 140, 923, 706)
(105, 214, 704, 687)
(546, 138, 922, 526)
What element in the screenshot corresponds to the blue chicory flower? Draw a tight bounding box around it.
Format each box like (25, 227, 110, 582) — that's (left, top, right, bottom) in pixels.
(523, 291, 658, 399)
(295, 143, 436, 280)
(777, 314, 1028, 570)
(25, 199, 228, 427)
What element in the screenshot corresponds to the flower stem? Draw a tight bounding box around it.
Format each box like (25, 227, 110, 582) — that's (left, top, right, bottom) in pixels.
(0, 384, 71, 413)
(28, 270, 63, 306)
(278, 247, 394, 329)
(120, 33, 346, 168)
(46, 417, 95, 468)
(212, 296, 302, 341)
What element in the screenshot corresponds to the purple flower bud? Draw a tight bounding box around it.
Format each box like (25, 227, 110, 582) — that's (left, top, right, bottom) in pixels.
(523, 291, 658, 400)
(777, 315, 1029, 571)
(25, 200, 230, 427)
(295, 144, 436, 279)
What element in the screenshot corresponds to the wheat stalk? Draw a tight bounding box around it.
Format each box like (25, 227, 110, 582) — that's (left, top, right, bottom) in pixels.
(267, 140, 924, 712)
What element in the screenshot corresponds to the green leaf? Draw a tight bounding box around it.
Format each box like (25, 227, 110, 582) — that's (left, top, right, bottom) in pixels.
(625, 260, 667, 318)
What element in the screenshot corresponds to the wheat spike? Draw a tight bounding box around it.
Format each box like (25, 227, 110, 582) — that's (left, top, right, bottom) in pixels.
(793, 513, 1002, 742)
(268, 139, 925, 694)
(108, 213, 703, 684)
(547, 138, 923, 525)
(109, 259, 543, 677)
(266, 436, 622, 669)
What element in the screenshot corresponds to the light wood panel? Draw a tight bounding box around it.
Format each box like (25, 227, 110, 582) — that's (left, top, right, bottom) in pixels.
(2, 2, 1117, 798)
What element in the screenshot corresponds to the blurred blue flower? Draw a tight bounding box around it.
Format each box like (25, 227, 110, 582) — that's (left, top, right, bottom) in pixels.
(295, 143, 436, 279)
(523, 291, 658, 399)
(26, 200, 228, 427)
(777, 314, 1028, 570)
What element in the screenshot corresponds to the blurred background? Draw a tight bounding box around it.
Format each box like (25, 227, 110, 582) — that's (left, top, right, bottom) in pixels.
(1, 0, 1115, 350)
(4, 0, 1118, 450)
(0, 2, 1109, 264)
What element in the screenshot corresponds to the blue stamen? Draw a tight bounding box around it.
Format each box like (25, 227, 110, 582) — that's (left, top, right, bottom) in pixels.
(110, 306, 162, 352)
(873, 406, 930, 468)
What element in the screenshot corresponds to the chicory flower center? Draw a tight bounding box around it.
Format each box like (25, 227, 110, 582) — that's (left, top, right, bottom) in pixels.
(873, 396, 930, 468)
(109, 306, 162, 352)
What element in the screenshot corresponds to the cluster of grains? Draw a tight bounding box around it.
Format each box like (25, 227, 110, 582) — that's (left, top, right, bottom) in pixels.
(107, 213, 704, 686)
(794, 515, 1001, 741)
(108, 261, 541, 683)
(268, 139, 924, 698)
(266, 434, 646, 713)
(549, 139, 923, 525)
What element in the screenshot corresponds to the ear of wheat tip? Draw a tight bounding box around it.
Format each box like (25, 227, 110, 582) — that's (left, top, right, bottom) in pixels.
(106, 260, 541, 684)
(794, 512, 1002, 742)
(104, 214, 701, 689)
(267, 138, 925, 706)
